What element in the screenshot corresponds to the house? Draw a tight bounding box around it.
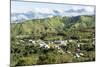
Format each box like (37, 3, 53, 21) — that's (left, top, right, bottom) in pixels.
(39, 43, 50, 49)
(77, 44, 80, 47)
(60, 41, 67, 46)
(38, 40, 50, 49)
(44, 45, 50, 49)
(67, 51, 71, 54)
(80, 53, 84, 56)
(29, 39, 36, 44)
(76, 53, 80, 58)
(54, 45, 60, 49)
(48, 41, 54, 44)
(39, 43, 45, 47)
(54, 41, 61, 44)
(54, 40, 67, 46)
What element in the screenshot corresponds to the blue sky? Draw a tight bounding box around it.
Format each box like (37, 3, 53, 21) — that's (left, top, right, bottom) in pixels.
(11, 1, 95, 14)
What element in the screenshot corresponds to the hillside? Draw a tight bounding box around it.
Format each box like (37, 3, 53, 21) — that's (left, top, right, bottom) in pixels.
(11, 15, 95, 39)
(10, 15, 95, 66)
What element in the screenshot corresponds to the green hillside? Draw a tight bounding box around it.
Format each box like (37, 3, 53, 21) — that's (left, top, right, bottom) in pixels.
(10, 15, 95, 66)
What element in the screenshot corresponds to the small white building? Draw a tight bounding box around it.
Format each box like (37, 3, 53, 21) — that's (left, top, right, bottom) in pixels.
(80, 53, 84, 56)
(60, 41, 66, 46)
(44, 45, 50, 49)
(39, 41, 50, 49)
(29, 39, 36, 44)
(76, 53, 80, 58)
(67, 51, 71, 54)
(77, 44, 80, 47)
(54, 40, 67, 46)
(54, 45, 60, 49)
(39, 43, 45, 47)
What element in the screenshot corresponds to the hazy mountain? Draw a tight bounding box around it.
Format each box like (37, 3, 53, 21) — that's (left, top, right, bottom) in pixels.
(11, 8, 94, 23)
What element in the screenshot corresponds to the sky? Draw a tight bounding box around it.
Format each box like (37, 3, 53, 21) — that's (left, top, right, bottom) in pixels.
(11, 1, 95, 14)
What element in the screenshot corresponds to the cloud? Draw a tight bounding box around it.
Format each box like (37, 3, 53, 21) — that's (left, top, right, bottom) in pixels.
(33, 8, 54, 14)
(84, 6, 95, 12)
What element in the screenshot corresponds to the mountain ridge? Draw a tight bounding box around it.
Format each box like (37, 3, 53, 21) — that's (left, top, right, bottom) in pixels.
(11, 8, 94, 23)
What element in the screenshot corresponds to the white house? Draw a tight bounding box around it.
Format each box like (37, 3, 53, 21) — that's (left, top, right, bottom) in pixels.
(67, 51, 71, 54)
(54, 40, 67, 46)
(80, 53, 84, 56)
(29, 39, 36, 44)
(60, 41, 66, 46)
(76, 53, 80, 58)
(77, 44, 80, 47)
(39, 43, 45, 47)
(54, 45, 60, 49)
(44, 45, 50, 49)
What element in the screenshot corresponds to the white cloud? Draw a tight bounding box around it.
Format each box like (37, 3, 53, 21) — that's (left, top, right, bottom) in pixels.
(34, 8, 54, 14)
(84, 6, 95, 12)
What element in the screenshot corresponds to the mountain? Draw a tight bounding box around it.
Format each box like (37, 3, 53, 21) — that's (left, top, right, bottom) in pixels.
(11, 11, 34, 22)
(11, 8, 94, 23)
(65, 9, 86, 13)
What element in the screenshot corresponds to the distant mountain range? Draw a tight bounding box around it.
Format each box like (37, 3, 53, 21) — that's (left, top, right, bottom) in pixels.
(11, 8, 94, 23)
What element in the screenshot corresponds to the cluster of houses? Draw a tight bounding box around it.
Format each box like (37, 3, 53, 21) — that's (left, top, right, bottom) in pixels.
(28, 39, 68, 49)
(17, 37, 95, 58)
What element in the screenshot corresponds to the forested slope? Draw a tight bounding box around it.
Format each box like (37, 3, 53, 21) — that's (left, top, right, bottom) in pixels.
(10, 15, 95, 66)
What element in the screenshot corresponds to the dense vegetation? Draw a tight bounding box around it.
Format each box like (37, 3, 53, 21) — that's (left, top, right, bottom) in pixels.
(10, 15, 95, 66)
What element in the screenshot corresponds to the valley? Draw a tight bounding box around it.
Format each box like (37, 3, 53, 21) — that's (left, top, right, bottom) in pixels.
(11, 15, 95, 66)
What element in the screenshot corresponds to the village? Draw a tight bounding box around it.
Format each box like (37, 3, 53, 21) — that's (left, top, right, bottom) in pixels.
(15, 35, 95, 58)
